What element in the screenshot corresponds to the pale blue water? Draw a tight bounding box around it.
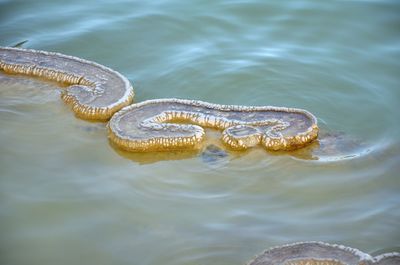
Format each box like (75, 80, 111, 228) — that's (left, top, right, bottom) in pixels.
(0, 0, 399, 264)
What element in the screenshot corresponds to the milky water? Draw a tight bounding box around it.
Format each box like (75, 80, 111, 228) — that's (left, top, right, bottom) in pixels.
(0, 0, 399, 264)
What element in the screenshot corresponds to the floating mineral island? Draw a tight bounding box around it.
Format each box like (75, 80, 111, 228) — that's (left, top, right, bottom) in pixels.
(0, 47, 318, 153)
(246, 242, 400, 265)
(0, 46, 134, 120)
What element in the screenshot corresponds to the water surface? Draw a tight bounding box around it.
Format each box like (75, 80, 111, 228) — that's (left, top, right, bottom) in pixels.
(0, 0, 399, 264)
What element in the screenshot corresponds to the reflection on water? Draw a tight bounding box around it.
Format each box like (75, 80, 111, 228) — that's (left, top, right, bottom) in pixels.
(112, 129, 244, 165)
(1, 0, 400, 265)
(113, 126, 368, 164)
(0, 74, 61, 105)
(111, 142, 200, 164)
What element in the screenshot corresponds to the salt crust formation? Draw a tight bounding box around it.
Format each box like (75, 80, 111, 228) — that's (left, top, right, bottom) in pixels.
(246, 242, 400, 265)
(0, 47, 134, 120)
(1, 47, 318, 152)
(108, 98, 318, 152)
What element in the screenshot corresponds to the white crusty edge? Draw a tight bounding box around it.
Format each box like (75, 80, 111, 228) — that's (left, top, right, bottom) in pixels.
(0, 46, 134, 109)
(373, 252, 400, 263)
(109, 98, 318, 141)
(245, 241, 374, 265)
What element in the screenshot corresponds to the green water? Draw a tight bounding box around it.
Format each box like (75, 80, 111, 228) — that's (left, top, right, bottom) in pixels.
(1, 0, 400, 264)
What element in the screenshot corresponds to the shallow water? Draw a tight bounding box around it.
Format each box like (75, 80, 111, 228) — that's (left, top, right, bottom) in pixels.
(0, 0, 399, 264)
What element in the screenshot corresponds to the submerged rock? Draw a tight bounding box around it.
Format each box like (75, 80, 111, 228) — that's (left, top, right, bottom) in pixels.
(75, 123, 106, 133)
(201, 144, 228, 165)
(316, 131, 361, 156)
(287, 130, 365, 161)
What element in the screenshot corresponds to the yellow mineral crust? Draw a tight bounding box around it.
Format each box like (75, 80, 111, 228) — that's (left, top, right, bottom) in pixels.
(0, 47, 134, 120)
(108, 98, 319, 152)
(246, 242, 375, 265)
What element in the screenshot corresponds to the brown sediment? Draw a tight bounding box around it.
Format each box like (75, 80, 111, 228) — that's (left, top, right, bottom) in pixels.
(0, 47, 134, 120)
(108, 98, 319, 152)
